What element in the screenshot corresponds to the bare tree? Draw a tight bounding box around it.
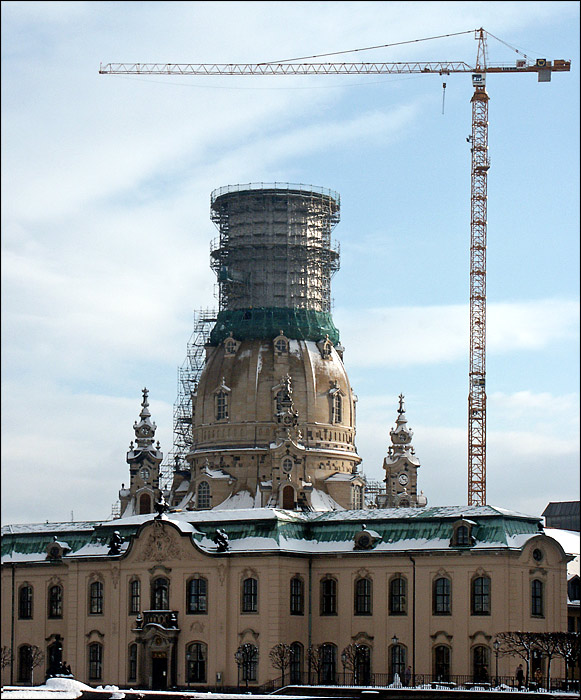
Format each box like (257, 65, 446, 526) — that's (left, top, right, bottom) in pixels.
(29, 646, 45, 687)
(269, 643, 292, 688)
(534, 633, 561, 690)
(306, 645, 322, 684)
(1, 646, 12, 671)
(496, 631, 539, 687)
(554, 632, 581, 689)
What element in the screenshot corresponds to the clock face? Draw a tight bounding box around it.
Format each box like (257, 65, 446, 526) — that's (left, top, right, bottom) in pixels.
(398, 432, 407, 442)
(140, 467, 150, 480)
(140, 426, 150, 436)
(532, 548, 543, 562)
(398, 473, 409, 486)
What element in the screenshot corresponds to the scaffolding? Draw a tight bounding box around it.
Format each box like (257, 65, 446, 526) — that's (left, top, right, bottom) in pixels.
(209, 183, 340, 313)
(159, 309, 217, 491)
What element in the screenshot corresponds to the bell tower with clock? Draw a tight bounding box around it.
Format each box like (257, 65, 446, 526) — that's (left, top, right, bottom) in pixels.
(119, 388, 164, 517)
(382, 395, 427, 508)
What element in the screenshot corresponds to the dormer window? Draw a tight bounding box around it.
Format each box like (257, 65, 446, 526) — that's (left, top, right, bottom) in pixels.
(332, 394, 342, 423)
(214, 379, 231, 421)
(216, 392, 228, 420)
(450, 518, 476, 547)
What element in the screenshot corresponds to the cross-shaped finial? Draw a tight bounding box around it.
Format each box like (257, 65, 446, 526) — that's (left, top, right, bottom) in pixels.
(398, 394, 405, 413)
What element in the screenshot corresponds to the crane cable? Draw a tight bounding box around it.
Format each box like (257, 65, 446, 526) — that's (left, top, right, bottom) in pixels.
(259, 29, 475, 65)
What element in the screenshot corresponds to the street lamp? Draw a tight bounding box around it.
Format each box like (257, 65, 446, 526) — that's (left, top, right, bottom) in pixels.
(493, 640, 500, 688)
(186, 652, 191, 690)
(234, 649, 243, 691)
(391, 636, 399, 684)
(341, 652, 347, 685)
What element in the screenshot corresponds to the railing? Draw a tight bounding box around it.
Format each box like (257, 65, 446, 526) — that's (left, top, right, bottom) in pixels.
(261, 671, 580, 692)
(135, 610, 179, 629)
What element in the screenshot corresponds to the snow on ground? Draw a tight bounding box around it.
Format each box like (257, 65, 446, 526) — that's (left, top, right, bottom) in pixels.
(1, 677, 93, 698)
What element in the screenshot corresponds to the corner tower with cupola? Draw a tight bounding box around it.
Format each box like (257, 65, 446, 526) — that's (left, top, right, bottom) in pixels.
(170, 184, 364, 511)
(381, 394, 427, 508)
(119, 388, 163, 517)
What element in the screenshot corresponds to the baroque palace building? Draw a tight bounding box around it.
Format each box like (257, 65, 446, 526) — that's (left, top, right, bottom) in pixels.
(1, 184, 573, 691)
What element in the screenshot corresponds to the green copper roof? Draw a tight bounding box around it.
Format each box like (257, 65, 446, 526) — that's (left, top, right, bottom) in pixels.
(209, 307, 340, 345)
(2, 507, 545, 563)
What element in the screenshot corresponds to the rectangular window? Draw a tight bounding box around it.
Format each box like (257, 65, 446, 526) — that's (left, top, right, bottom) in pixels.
(89, 582, 103, 615)
(88, 643, 103, 680)
(128, 644, 137, 681)
(242, 578, 258, 613)
(531, 579, 544, 617)
(48, 585, 63, 619)
(321, 578, 337, 615)
(18, 586, 33, 619)
(129, 580, 140, 614)
(354, 578, 372, 615)
(187, 577, 208, 614)
(471, 576, 490, 615)
(290, 577, 304, 615)
(389, 577, 407, 615)
(433, 577, 451, 615)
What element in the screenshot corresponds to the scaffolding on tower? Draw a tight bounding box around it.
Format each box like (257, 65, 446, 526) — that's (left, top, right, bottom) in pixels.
(159, 309, 217, 492)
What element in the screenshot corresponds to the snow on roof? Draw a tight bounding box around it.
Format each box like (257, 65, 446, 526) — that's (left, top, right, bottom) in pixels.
(543, 527, 581, 555)
(213, 490, 256, 510)
(325, 471, 357, 482)
(310, 488, 344, 511)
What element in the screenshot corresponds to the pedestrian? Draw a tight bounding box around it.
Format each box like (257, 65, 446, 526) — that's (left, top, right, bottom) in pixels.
(516, 663, 525, 689)
(404, 665, 412, 686)
(534, 667, 542, 688)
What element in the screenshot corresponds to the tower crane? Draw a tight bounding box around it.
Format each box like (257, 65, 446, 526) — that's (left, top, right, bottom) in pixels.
(100, 29, 570, 506)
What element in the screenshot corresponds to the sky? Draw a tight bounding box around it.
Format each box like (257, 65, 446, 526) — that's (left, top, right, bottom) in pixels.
(1, 1, 579, 526)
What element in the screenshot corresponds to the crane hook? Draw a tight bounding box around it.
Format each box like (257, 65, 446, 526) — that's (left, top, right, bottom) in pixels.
(442, 82, 447, 115)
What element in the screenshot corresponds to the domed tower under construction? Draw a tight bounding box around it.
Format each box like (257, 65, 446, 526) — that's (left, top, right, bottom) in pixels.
(172, 184, 364, 511)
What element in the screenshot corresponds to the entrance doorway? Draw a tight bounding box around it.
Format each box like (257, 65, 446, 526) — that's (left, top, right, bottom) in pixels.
(151, 654, 168, 690)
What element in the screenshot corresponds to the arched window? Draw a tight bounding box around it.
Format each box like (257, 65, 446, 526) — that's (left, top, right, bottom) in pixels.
(320, 644, 336, 683)
(139, 493, 151, 514)
(331, 394, 342, 423)
(389, 577, 407, 615)
(390, 644, 406, 682)
(456, 525, 470, 545)
(88, 642, 103, 681)
(274, 337, 288, 354)
(18, 584, 33, 619)
(320, 577, 337, 615)
(17, 645, 33, 683)
(89, 581, 103, 615)
(187, 577, 208, 614)
(129, 578, 140, 614)
(215, 391, 228, 420)
(472, 646, 490, 682)
(434, 645, 451, 681)
(128, 643, 138, 682)
(354, 577, 372, 615)
(471, 576, 491, 615)
(151, 577, 169, 610)
(242, 577, 258, 613)
(186, 642, 207, 683)
(197, 481, 210, 509)
(531, 579, 544, 617)
(290, 576, 304, 615)
(433, 577, 451, 615)
(290, 642, 303, 684)
(48, 584, 63, 619)
(354, 645, 371, 686)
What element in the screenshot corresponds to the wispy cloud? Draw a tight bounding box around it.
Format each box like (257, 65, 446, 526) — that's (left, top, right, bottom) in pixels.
(336, 299, 579, 368)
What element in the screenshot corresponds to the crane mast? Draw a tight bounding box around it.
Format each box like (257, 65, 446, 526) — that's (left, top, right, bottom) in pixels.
(467, 29, 489, 505)
(100, 30, 570, 507)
